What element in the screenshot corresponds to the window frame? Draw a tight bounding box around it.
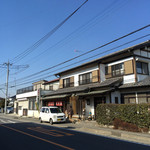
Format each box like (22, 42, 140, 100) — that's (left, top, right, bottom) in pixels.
(63, 78, 71, 88)
(29, 99, 36, 110)
(111, 63, 124, 77)
(136, 61, 149, 75)
(79, 72, 92, 85)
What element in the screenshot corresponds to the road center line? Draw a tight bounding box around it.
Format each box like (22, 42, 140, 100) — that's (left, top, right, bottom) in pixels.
(27, 127, 63, 137)
(0, 124, 74, 150)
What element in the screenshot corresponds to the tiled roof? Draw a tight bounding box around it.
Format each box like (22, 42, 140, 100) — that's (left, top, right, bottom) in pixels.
(89, 77, 122, 88)
(119, 76, 150, 89)
(43, 77, 122, 96)
(55, 40, 150, 76)
(43, 78, 59, 85)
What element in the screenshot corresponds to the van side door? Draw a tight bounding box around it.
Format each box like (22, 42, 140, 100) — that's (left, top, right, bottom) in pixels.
(45, 108, 50, 122)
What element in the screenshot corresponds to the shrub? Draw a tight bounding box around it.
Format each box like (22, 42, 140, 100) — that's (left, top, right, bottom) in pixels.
(113, 118, 139, 132)
(96, 104, 150, 132)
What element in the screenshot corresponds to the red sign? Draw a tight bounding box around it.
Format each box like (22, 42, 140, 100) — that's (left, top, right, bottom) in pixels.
(56, 101, 62, 106)
(48, 102, 54, 106)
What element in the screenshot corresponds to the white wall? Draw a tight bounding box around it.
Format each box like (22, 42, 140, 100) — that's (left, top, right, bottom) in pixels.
(18, 100, 29, 116)
(123, 74, 135, 84)
(28, 110, 39, 118)
(85, 97, 94, 116)
(16, 91, 37, 99)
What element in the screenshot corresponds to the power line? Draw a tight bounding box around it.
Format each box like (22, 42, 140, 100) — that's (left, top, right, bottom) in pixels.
(10, 0, 88, 64)
(8, 24, 150, 84)
(13, 0, 125, 75)
(8, 33, 150, 88)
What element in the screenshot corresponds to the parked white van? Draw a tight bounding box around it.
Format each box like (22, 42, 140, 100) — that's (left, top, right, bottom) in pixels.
(39, 106, 66, 125)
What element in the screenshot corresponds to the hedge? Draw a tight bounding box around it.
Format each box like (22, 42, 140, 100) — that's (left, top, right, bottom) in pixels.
(96, 104, 150, 130)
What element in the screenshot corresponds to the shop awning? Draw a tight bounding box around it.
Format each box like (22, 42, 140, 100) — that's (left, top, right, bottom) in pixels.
(42, 94, 70, 100)
(76, 89, 111, 96)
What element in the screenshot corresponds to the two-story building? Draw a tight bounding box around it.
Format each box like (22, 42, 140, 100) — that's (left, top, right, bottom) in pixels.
(42, 40, 150, 118)
(14, 79, 59, 118)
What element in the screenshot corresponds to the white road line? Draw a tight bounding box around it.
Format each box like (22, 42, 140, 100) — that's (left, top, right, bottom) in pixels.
(0, 119, 16, 124)
(8, 120, 16, 123)
(0, 119, 7, 123)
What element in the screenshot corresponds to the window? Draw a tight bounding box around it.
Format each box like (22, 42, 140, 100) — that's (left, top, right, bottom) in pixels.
(49, 85, 53, 90)
(18, 106, 22, 110)
(63, 78, 70, 88)
(136, 61, 148, 75)
(50, 108, 62, 113)
(111, 63, 124, 77)
(45, 108, 49, 113)
(29, 99, 36, 110)
(79, 72, 92, 85)
(41, 108, 45, 113)
(105, 66, 108, 75)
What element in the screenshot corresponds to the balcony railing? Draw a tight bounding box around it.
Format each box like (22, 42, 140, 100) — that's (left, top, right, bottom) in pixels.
(17, 86, 33, 94)
(106, 70, 124, 78)
(79, 78, 92, 85)
(61, 82, 74, 88)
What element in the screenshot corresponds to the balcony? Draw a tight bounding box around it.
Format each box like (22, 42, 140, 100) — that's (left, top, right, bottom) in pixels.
(17, 86, 33, 94)
(61, 82, 74, 88)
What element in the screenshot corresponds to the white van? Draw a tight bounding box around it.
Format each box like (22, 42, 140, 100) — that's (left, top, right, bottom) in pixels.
(39, 106, 66, 125)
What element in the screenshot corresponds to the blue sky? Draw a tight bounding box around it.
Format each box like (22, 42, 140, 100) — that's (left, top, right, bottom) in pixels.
(0, 0, 150, 97)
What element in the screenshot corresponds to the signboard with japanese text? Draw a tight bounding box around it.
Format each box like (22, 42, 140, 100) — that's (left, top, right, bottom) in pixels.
(48, 102, 54, 106)
(56, 101, 62, 106)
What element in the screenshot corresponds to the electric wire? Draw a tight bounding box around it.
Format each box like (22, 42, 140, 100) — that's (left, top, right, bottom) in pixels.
(9, 24, 150, 83)
(10, 0, 88, 64)
(12, 0, 124, 75)
(7, 33, 150, 88)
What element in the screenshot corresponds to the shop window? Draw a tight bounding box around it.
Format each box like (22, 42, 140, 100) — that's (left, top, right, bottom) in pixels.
(79, 72, 92, 85)
(136, 61, 148, 75)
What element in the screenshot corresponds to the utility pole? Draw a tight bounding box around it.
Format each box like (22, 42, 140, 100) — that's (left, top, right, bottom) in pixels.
(1, 61, 29, 114)
(4, 61, 11, 114)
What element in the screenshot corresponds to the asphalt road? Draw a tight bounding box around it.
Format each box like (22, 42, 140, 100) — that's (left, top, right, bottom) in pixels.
(0, 117, 150, 150)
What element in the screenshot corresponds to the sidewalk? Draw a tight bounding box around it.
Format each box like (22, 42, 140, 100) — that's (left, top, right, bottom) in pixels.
(0, 113, 150, 146)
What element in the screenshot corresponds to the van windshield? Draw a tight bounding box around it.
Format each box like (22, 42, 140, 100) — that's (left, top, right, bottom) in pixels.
(50, 108, 62, 113)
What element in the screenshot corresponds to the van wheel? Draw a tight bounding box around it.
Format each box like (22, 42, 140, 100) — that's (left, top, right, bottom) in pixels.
(49, 118, 53, 125)
(39, 118, 43, 123)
